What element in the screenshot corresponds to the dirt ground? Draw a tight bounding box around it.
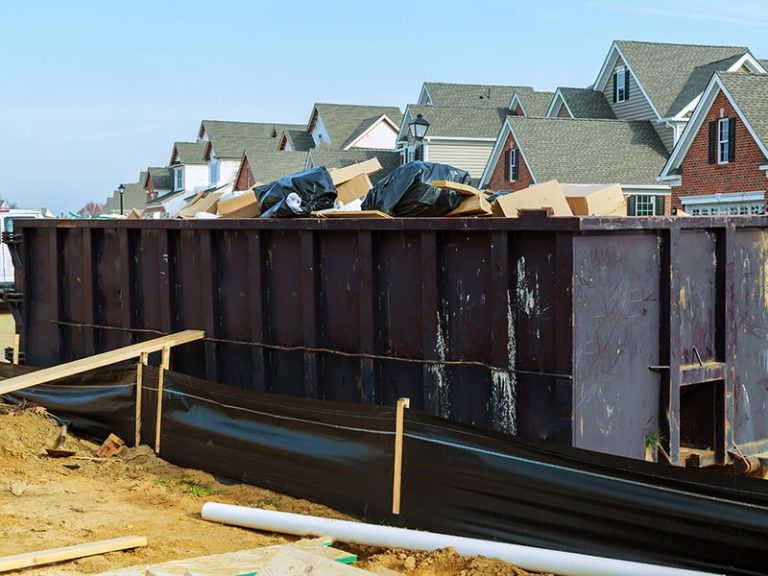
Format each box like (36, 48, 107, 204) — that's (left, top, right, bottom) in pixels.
(0, 401, 551, 576)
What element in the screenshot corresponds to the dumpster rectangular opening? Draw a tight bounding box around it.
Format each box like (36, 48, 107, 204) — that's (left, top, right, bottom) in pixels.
(680, 381, 723, 452)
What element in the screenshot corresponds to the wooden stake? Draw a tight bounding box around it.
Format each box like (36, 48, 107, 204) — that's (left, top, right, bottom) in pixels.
(155, 346, 170, 453)
(0, 536, 146, 572)
(12, 334, 19, 365)
(392, 397, 410, 515)
(135, 352, 148, 448)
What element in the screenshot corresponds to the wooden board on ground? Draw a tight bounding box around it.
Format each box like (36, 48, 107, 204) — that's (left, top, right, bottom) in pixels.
(314, 210, 393, 219)
(262, 547, 374, 576)
(431, 180, 484, 196)
(0, 536, 147, 573)
(336, 173, 373, 204)
(329, 158, 382, 186)
(447, 194, 492, 217)
(0, 330, 205, 396)
(491, 179, 573, 218)
(95, 541, 356, 576)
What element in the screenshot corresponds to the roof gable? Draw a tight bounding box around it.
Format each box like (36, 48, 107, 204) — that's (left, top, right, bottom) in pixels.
(509, 89, 555, 117)
(547, 88, 616, 119)
(309, 103, 403, 149)
(170, 141, 208, 165)
(421, 82, 532, 107)
(398, 104, 507, 140)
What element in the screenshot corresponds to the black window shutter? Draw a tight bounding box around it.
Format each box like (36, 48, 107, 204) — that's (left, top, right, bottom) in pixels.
(627, 195, 637, 216)
(503, 149, 510, 180)
(612, 73, 617, 103)
(728, 117, 736, 161)
(708, 121, 716, 164)
(624, 70, 630, 100)
(512, 150, 519, 181)
(655, 196, 665, 216)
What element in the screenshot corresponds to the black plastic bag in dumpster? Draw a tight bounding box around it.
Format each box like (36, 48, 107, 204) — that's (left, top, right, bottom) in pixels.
(256, 167, 337, 218)
(361, 161, 471, 216)
(487, 189, 514, 203)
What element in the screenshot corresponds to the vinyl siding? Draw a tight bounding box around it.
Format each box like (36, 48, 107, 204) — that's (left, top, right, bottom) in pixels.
(651, 119, 675, 153)
(603, 60, 657, 121)
(426, 140, 495, 181)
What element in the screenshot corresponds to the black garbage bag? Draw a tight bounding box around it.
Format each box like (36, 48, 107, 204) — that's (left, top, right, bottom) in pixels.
(487, 189, 514, 203)
(256, 167, 337, 218)
(361, 161, 471, 217)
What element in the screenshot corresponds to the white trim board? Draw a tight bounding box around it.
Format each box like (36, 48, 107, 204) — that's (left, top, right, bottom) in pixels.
(680, 191, 764, 205)
(545, 89, 573, 118)
(343, 114, 400, 150)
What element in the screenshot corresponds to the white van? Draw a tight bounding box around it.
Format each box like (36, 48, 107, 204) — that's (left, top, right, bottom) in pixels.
(0, 209, 48, 290)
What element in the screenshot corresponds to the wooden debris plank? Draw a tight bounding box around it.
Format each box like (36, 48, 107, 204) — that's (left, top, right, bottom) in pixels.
(0, 536, 147, 573)
(328, 158, 382, 186)
(431, 180, 483, 196)
(0, 330, 204, 396)
(94, 542, 356, 576)
(392, 397, 410, 514)
(262, 546, 374, 576)
(447, 194, 493, 217)
(316, 210, 393, 219)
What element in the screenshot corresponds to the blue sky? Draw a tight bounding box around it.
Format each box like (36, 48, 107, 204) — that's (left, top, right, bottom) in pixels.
(3, 0, 768, 214)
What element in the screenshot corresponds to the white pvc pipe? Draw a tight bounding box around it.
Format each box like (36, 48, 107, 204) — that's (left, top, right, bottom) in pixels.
(201, 503, 721, 576)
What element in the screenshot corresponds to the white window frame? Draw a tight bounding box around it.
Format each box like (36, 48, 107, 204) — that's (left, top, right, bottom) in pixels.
(209, 154, 220, 188)
(174, 167, 184, 191)
(510, 149, 518, 182)
(616, 67, 626, 103)
(634, 195, 655, 216)
(718, 118, 730, 164)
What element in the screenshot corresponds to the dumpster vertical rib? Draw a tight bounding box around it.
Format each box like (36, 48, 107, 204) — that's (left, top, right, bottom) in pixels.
(554, 232, 574, 446)
(248, 231, 268, 392)
(420, 231, 440, 416)
(661, 225, 682, 465)
(81, 228, 95, 356)
(489, 231, 511, 431)
(358, 230, 376, 404)
(49, 227, 61, 362)
(199, 230, 219, 382)
(118, 229, 133, 347)
(300, 230, 319, 399)
(716, 223, 736, 462)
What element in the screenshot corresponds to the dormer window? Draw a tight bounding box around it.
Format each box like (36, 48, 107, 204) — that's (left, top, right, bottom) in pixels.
(614, 66, 628, 103)
(174, 166, 184, 191)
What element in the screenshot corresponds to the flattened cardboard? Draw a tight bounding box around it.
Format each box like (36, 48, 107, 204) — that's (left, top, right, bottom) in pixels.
(217, 191, 260, 218)
(561, 183, 626, 216)
(336, 173, 372, 205)
(178, 192, 224, 219)
(329, 158, 382, 186)
(447, 194, 492, 217)
(491, 180, 573, 218)
(431, 180, 483, 197)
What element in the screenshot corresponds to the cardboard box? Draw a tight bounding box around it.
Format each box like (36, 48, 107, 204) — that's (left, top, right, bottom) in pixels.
(335, 173, 373, 205)
(328, 158, 382, 186)
(431, 180, 483, 196)
(178, 191, 224, 219)
(561, 183, 626, 216)
(217, 191, 260, 218)
(447, 194, 493, 217)
(491, 180, 573, 218)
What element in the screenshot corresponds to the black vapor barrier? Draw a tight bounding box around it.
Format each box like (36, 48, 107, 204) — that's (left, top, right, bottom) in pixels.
(3, 364, 768, 575)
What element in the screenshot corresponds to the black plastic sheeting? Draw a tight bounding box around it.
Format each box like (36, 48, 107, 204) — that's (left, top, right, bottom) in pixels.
(4, 364, 768, 575)
(255, 167, 337, 218)
(362, 161, 471, 216)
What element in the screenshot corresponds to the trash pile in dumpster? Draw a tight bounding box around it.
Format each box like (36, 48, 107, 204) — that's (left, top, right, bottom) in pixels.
(177, 158, 631, 219)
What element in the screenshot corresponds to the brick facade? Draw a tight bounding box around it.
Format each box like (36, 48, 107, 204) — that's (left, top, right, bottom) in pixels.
(487, 130, 534, 191)
(234, 157, 253, 191)
(673, 91, 767, 209)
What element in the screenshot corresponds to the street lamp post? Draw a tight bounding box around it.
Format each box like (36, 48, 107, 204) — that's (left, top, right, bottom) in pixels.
(118, 184, 125, 216)
(407, 113, 430, 161)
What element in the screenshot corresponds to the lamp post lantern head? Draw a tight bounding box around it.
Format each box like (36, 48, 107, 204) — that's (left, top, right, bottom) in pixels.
(117, 184, 125, 215)
(408, 113, 430, 141)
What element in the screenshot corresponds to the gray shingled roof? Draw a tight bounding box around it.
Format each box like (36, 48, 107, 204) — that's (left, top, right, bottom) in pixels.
(144, 167, 174, 191)
(506, 116, 669, 185)
(717, 72, 768, 150)
(615, 40, 749, 117)
(422, 83, 533, 107)
(208, 136, 280, 159)
(760, 59, 768, 71)
(243, 149, 309, 184)
(312, 104, 403, 149)
(280, 129, 314, 152)
(513, 90, 555, 116)
(307, 148, 401, 182)
(201, 120, 303, 158)
(405, 104, 507, 139)
(104, 177, 146, 212)
(172, 141, 207, 164)
(557, 88, 616, 119)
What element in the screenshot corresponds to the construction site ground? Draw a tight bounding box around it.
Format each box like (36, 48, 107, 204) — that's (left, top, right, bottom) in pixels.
(0, 399, 549, 576)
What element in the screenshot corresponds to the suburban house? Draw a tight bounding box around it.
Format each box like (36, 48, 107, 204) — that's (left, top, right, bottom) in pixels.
(508, 89, 555, 117)
(103, 176, 146, 214)
(418, 82, 524, 107)
(305, 103, 403, 150)
(546, 87, 616, 119)
(480, 116, 671, 214)
(169, 141, 209, 194)
(199, 120, 303, 188)
(142, 167, 195, 218)
(591, 40, 765, 152)
(143, 167, 174, 203)
(397, 104, 507, 182)
(305, 148, 401, 183)
(659, 72, 768, 215)
(233, 149, 309, 191)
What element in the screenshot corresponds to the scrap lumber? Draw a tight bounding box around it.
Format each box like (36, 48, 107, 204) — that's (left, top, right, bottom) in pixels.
(447, 194, 492, 217)
(0, 330, 204, 396)
(217, 191, 260, 218)
(431, 180, 484, 196)
(94, 541, 356, 576)
(328, 158, 382, 186)
(336, 173, 373, 204)
(392, 397, 410, 515)
(315, 210, 393, 219)
(561, 183, 626, 216)
(491, 180, 573, 218)
(0, 536, 147, 573)
(262, 546, 374, 576)
(177, 192, 224, 219)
